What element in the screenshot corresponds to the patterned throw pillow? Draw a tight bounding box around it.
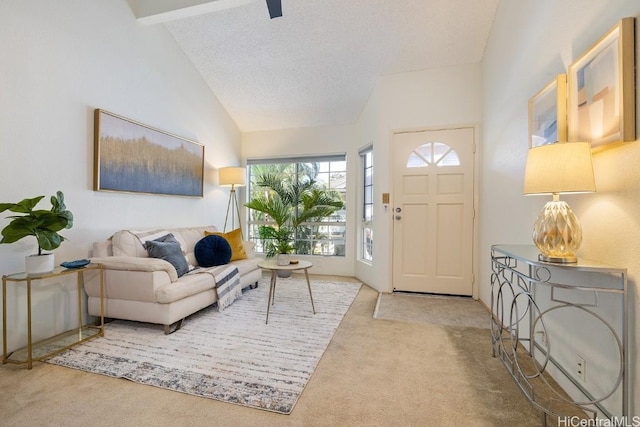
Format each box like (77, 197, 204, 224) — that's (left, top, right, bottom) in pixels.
(194, 235, 232, 267)
(143, 233, 190, 277)
(205, 228, 248, 261)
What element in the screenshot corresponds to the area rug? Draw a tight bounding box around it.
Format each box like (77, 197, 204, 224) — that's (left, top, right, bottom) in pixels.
(46, 277, 361, 414)
(373, 292, 490, 329)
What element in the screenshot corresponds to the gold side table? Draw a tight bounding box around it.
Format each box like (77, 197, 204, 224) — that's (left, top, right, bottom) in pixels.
(2, 264, 104, 369)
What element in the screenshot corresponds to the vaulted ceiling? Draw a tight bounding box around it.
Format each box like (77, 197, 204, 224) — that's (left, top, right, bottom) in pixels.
(127, 0, 499, 132)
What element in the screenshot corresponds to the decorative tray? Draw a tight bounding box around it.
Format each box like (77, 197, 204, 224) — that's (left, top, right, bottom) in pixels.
(60, 259, 90, 269)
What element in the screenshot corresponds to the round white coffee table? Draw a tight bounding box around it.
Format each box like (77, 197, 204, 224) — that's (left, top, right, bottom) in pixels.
(257, 259, 315, 324)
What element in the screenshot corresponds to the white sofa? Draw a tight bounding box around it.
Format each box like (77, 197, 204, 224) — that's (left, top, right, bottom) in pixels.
(86, 226, 261, 333)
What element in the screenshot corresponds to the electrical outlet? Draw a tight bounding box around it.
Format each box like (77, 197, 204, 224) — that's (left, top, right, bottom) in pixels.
(577, 355, 586, 382)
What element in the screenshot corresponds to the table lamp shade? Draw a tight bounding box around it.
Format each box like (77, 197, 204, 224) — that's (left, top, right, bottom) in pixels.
(523, 142, 595, 195)
(219, 167, 246, 187)
(523, 142, 596, 263)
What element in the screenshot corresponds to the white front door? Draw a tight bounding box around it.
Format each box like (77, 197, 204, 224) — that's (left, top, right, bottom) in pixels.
(392, 127, 475, 295)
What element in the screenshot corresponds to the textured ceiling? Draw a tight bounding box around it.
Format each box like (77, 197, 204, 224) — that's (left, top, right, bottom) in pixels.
(158, 0, 499, 132)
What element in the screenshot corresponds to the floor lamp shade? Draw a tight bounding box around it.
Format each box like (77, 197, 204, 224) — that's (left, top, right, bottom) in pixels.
(218, 167, 246, 187)
(218, 167, 246, 237)
(523, 142, 596, 263)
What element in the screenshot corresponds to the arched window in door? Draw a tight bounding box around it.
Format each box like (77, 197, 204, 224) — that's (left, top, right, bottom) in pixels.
(406, 142, 460, 168)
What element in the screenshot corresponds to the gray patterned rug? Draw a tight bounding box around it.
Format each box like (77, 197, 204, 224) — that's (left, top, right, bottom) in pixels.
(46, 277, 361, 414)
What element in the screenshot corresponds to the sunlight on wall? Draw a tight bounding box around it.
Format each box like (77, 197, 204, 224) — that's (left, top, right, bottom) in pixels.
(482, 0, 640, 417)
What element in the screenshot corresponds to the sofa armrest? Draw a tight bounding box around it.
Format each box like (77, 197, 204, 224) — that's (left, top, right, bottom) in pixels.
(242, 241, 256, 258)
(90, 256, 179, 282)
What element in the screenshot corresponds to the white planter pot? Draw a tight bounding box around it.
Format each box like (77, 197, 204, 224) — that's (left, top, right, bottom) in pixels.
(25, 253, 54, 275)
(277, 269, 292, 278)
(276, 253, 290, 266)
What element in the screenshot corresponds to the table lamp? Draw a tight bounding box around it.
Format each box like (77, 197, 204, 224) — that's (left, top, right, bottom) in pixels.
(219, 167, 246, 237)
(523, 142, 596, 263)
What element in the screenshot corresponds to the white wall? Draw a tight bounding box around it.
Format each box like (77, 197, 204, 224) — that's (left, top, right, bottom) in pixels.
(481, 0, 640, 416)
(355, 63, 483, 292)
(241, 125, 358, 277)
(242, 63, 483, 285)
(353, 85, 380, 288)
(4, 0, 636, 411)
(0, 1, 241, 351)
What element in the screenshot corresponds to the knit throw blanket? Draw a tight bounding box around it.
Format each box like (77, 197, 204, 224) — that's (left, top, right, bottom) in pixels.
(198, 265, 242, 311)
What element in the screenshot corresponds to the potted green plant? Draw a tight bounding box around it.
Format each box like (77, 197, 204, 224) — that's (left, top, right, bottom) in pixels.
(245, 171, 344, 269)
(257, 224, 295, 266)
(0, 191, 74, 274)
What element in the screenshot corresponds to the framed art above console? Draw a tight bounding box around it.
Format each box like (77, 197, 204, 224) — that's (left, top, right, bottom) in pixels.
(528, 74, 567, 148)
(568, 18, 635, 148)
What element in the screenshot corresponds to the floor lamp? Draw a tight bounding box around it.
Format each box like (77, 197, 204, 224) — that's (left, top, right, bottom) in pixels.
(219, 167, 246, 238)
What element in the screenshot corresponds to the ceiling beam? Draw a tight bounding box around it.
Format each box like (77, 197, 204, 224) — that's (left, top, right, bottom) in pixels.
(127, 0, 255, 25)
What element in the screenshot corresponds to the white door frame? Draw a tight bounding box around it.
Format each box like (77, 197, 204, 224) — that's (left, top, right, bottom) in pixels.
(387, 123, 480, 299)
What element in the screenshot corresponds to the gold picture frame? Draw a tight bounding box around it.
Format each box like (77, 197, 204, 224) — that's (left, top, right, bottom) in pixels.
(528, 74, 567, 148)
(568, 17, 635, 148)
(94, 109, 205, 197)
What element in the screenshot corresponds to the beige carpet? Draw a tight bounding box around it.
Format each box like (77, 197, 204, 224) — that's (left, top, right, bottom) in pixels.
(45, 279, 361, 414)
(374, 292, 490, 329)
(0, 278, 543, 427)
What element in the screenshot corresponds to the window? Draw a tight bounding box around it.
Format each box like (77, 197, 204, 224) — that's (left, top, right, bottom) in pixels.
(406, 142, 460, 167)
(360, 146, 373, 262)
(247, 155, 346, 256)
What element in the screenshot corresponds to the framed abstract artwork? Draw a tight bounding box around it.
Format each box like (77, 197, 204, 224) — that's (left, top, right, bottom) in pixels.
(94, 109, 204, 197)
(568, 17, 635, 148)
(528, 74, 567, 148)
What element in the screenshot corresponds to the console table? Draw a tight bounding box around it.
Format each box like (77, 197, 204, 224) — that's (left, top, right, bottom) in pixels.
(490, 245, 628, 423)
(2, 264, 104, 369)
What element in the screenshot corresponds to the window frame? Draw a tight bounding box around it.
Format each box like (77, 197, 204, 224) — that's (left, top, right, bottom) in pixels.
(359, 145, 373, 263)
(246, 154, 347, 257)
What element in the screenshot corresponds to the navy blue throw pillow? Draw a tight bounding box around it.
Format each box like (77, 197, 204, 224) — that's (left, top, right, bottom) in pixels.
(194, 235, 232, 267)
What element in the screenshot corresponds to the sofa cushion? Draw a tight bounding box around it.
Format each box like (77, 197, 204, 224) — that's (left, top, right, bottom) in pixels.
(194, 235, 232, 267)
(230, 257, 260, 277)
(111, 226, 218, 258)
(112, 230, 149, 257)
(144, 234, 190, 277)
(242, 240, 256, 257)
(206, 228, 247, 261)
(92, 240, 113, 257)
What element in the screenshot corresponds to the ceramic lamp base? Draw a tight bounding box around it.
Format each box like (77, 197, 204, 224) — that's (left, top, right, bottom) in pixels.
(538, 254, 577, 264)
(533, 199, 581, 264)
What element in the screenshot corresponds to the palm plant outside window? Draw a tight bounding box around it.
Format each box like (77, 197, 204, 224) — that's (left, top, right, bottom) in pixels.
(246, 157, 346, 257)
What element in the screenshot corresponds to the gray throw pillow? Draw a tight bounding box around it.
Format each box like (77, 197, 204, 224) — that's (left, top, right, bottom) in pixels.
(144, 233, 189, 277)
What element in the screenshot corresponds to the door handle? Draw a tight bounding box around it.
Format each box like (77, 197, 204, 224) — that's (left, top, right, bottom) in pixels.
(395, 215, 402, 220)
